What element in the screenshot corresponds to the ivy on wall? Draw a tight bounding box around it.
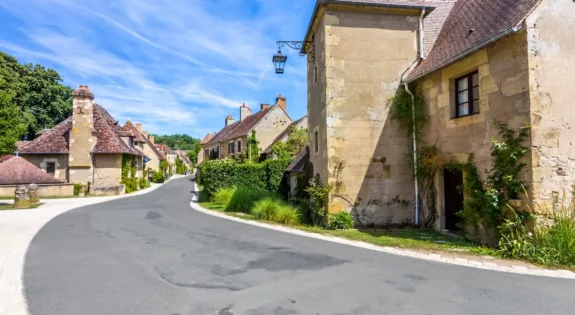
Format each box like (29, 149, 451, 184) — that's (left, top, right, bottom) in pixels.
(121, 155, 138, 193)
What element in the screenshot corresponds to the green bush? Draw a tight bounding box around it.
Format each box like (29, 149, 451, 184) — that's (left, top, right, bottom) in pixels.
(225, 187, 272, 213)
(73, 183, 84, 196)
(213, 187, 235, 206)
(152, 171, 165, 183)
(139, 178, 151, 189)
(252, 197, 300, 225)
(531, 217, 575, 266)
(327, 211, 354, 230)
(197, 158, 291, 197)
(124, 178, 138, 194)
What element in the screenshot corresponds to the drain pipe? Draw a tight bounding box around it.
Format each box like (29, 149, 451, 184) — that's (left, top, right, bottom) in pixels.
(419, 8, 426, 59)
(404, 84, 419, 225)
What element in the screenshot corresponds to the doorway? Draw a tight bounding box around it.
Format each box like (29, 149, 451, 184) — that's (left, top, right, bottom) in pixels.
(443, 168, 464, 230)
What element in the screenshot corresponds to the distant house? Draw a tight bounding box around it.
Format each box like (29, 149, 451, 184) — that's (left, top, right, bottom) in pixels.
(124, 122, 164, 174)
(197, 132, 215, 165)
(0, 155, 73, 197)
(263, 115, 308, 159)
(17, 85, 144, 192)
(202, 95, 292, 161)
(155, 144, 177, 173)
(176, 149, 192, 170)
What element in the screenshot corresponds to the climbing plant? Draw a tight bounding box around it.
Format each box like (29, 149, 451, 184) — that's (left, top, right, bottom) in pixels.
(121, 155, 138, 193)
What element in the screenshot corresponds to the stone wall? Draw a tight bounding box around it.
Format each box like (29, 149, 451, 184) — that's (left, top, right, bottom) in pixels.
(525, 0, 575, 207)
(19, 154, 69, 182)
(94, 154, 122, 187)
(416, 30, 531, 228)
(0, 184, 74, 197)
(311, 8, 420, 224)
(253, 106, 292, 154)
(142, 142, 160, 172)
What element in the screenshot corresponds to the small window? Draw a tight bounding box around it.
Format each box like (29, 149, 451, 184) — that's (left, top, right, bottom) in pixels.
(455, 71, 479, 118)
(314, 130, 319, 153)
(46, 162, 56, 176)
(129, 137, 134, 148)
(237, 140, 242, 153)
(216, 146, 220, 158)
(204, 149, 209, 157)
(313, 63, 318, 84)
(229, 142, 235, 154)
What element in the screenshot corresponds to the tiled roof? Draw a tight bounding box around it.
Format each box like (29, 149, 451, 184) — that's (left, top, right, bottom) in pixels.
(17, 104, 141, 156)
(422, 1, 456, 54)
(144, 137, 164, 161)
(179, 153, 191, 164)
(201, 133, 214, 144)
(407, 0, 542, 81)
(156, 144, 177, 155)
(207, 105, 277, 145)
(264, 116, 308, 153)
(0, 155, 64, 185)
(286, 147, 309, 173)
(122, 121, 147, 143)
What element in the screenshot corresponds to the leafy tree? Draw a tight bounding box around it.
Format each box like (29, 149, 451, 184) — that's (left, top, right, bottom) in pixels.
(0, 51, 72, 139)
(150, 134, 200, 151)
(271, 127, 308, 159)
(0, 90, 27, 155)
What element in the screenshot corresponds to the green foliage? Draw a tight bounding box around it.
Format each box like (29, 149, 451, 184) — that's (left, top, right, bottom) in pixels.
(456, 122, 531, 229)
(327, 211, 354, 230)
(151, 171, 165, 183)
(121, 155, 138, 193)
(139, 178, 151, 189)
(304, 176, 331, 226)
(150, 134, 200, 151)
(197, 158, 291, 197)
(73, 183, 85, 196)
(389, 88, 426, 140)
(243, 130, 261, 163)
(175, 155, 186, 174)
(271, 126, 308, 159)
(0, 90, 27, 155)
(251, 197, 301, 225)
(225, 187, 273, 213)
(0, 51, 73, 139)
(499, 210, 537, 259)
(159, 160, 169, 175)
(213, 187, 235, 206)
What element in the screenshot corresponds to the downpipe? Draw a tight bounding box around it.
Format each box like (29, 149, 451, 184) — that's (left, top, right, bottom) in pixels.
(404, 83, 419, 226)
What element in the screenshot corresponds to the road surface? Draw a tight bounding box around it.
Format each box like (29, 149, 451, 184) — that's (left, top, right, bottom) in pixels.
(24, 178, 575, 315)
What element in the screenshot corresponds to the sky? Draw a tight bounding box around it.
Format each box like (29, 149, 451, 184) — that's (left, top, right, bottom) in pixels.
(0, 0, 314, 138)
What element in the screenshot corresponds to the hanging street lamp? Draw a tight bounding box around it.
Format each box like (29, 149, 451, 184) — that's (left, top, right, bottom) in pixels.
(272, 41, 315, 74)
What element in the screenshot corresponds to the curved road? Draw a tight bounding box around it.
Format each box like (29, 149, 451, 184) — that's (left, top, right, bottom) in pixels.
(24, 178, 575, 315)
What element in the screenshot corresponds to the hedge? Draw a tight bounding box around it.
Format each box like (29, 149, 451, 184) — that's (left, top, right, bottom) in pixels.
(197, 159, 291, 197)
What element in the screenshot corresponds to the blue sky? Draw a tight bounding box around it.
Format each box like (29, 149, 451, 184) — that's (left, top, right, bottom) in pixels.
(0, 0, 314, 138)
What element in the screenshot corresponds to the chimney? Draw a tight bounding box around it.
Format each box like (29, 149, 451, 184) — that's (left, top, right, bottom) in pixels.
(240, 103, 252, 121)
(149, 135, 155, 144)
(69, 85, 96, 183)
(142, 131, 149, 139)
(260, 103, 270, 110)
(276, 94, 286, 111)
(135, 123, 142, 132)
(225, 115, 235, 126)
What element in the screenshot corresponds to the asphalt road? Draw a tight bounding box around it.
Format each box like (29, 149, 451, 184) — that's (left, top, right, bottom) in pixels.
(24, 178, 575, 315)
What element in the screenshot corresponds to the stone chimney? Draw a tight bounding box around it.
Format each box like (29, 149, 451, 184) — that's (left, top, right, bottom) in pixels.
(225, 115, 235, 126)
(135, 123, 142, 133)
(69, 85, 96, 184)
(149, 135, 155, 144)
(276, 94, 286, 111)
(142, 131, 149, 139)
(260, 103, 270, 110)
(240, 103, 252, 121)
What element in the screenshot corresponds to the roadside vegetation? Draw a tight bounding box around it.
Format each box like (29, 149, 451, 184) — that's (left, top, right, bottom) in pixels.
(0, 202, 44, 210)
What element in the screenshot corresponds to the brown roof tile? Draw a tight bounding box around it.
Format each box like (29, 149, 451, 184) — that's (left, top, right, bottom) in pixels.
(407, 0, 542, 81)
(201, 133, 214, 144)
(0, 155, 64, 185)
(17, 117, 72, 153)
(207, 105, 281, 145)
(122, 121, 147, 143)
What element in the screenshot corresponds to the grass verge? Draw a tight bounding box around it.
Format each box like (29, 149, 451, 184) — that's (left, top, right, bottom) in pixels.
(0, 203, 44, 210)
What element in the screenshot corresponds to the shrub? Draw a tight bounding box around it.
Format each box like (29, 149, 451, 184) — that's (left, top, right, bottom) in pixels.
(152, 171, 165, 183)
(327, 211, 354, 230)
(533, 217, 575, 266)
(197, 158, 291, 197)
(225, 187, 272, 213)
(252, 197, 300, 225)
(213, 187, 235, 206)
(139, 178, 151, 189)
(73, 183, 84, 196)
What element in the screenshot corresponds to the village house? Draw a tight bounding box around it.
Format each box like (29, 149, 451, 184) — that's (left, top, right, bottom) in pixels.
(202, 95, 292, 161)
(136, 129, 164, 174)
(197, 132, 215, 165)
(16, 85, 147, 194)
(302, 0, 574, 231)
(176, 150, 192, 171)
(155, 144, 178, 174)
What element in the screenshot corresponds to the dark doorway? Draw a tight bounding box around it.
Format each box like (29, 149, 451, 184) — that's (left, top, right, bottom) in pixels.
(443, 168, 464, 230)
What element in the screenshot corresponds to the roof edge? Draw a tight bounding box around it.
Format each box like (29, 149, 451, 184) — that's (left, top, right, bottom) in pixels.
(303, 0, 436, 45)
(406, 24, 523, 83)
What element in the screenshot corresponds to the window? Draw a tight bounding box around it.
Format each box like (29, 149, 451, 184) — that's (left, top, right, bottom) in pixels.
(237, 140, 242, 153)
(455, 71, 479, 118)
(314, 130, 319, 153)
(129, 137, 134, 148)
(204, 149, 209, 157)
(229, 142, 235, 154)
(46, 162, 56, 176)
(216, 145, 220, 158)
(313, 63, 318, 84)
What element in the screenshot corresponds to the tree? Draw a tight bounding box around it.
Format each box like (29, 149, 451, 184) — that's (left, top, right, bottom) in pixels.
(150, 134, 200, 151)
(0, 51, 72, 139)
(271, 127, 308, 159)
(187, 141, 202, 165)
(0, 90, 26, 155)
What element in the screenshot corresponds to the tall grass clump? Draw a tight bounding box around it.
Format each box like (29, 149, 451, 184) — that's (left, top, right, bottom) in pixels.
(213, 187, 236, 206)
(225, 187, 273, 213)
(252, 198, 300, 225)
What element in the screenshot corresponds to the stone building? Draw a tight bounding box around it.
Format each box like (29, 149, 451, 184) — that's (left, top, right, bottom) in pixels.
(263, 115, 308, 158)
(197, 133, 215, 165)
(302, 0, 574, 229)
(202, 95, 292, 161)
(17, 85, 145, 193)
(155, 144, 178, 174)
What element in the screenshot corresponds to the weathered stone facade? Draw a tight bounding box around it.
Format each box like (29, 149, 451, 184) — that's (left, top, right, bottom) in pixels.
(308, 6, 420, 224)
